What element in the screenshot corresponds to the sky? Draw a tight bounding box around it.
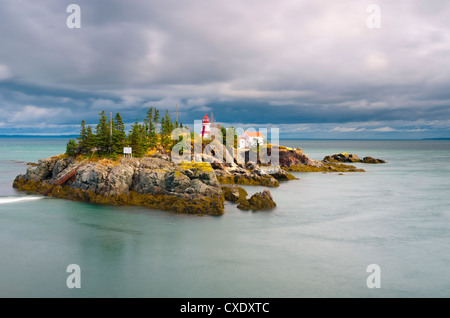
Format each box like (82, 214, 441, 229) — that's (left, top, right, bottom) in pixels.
(0, 0, 450, 139)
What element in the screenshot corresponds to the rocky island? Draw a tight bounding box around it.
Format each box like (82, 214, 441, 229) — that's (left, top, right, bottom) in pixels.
(12, 107, 385, 215)
(13, 146, 381, 215)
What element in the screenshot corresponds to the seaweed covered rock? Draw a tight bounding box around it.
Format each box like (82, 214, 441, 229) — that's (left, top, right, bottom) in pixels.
(13, 156, 224, 215)
(323, 153, 386, 164)
(323, 153, 361, 163)
(362, 156, 386, 164)
(283, 163, 365, 173)
(237, 190, 276, 211)
(261, 166, 298, 181)
(221, 185, 248, 203)
(213, 164, 280, 187)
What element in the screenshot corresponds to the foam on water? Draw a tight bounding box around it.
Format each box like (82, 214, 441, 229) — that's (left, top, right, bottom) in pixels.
(0, 196, 43, 204)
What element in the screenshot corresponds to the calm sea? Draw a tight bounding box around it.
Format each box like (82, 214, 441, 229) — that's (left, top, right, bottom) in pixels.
(0, 138, 449, 297)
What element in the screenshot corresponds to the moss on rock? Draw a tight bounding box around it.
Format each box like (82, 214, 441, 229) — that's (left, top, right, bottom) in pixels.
(237, 190, 276, 211)
(283, 163, 365, 173)
(13, 176, 224, 215)
(221, 185, 248, 203)
(217, 175, 279, 187)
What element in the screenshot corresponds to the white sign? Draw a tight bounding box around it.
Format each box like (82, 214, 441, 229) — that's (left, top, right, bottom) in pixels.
(123, 147, 132, 154)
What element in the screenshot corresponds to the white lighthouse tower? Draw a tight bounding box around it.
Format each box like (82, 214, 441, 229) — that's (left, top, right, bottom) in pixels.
(201, 114, 211, 139)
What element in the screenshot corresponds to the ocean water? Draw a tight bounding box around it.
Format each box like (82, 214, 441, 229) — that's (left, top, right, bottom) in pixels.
(0, 138, 449, 298)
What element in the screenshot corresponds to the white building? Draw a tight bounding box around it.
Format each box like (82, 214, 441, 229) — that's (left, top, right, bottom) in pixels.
(238, 131, 265, 149)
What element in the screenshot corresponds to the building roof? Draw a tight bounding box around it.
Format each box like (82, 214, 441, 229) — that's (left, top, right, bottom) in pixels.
(243, 131, 265, 138)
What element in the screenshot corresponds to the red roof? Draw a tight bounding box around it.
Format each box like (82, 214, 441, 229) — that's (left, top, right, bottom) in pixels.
(244, 131, 265, 138)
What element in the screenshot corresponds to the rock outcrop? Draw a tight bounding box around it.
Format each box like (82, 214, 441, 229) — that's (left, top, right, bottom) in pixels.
(237, 190, 276, 211)
(13, 156, 224, 215)
(362, 156, 386, 164)
(323, 153, 385, 164)
(212, 162, 280, 187)
(221, 185, 248, 203)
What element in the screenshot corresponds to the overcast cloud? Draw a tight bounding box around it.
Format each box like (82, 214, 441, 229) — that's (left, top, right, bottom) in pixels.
(0, 0, 449, 138)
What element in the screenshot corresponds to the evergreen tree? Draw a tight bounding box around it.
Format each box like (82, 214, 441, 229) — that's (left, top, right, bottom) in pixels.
(66, 138, 77, 156)
(95, 110, 110, 154)
(128, 118, 146, 157)
(153, 109, 160, 134)
(226, 126, 238, 148)
(144, 107, 153, 136)
(112, 112, 126, 154)
(220, 127, 227, 144)
(85, 125, 96, 153)
(78, 120, 88, 153)
(144, 107, 157, 148)
(160, 109, 174, 150)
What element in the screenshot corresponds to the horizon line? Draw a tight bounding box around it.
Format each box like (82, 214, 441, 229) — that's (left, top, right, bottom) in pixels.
(0, 134, 449, 141)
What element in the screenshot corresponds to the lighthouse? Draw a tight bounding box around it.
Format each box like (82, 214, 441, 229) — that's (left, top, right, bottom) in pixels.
(201, 114, 211, 139)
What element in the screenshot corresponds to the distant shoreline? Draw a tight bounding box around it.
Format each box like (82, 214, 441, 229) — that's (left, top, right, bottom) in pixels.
(1, 135, 449, 140)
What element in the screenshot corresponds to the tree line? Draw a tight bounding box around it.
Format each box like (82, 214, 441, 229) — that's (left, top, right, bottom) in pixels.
(66, 108, 182, 158)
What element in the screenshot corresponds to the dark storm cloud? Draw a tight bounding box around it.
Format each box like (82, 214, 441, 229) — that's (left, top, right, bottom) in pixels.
(0, 0, 450, 137)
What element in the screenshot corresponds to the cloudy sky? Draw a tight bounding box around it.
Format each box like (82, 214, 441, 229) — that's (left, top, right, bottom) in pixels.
(0, 0, 449, 138)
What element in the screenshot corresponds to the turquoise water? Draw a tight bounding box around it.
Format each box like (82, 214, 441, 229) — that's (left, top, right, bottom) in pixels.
(0, 138, 449, 297)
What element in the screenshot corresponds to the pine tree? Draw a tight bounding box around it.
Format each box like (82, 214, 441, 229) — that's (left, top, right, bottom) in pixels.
(95, 110, 110, 154)
(112, 112, 126, 154)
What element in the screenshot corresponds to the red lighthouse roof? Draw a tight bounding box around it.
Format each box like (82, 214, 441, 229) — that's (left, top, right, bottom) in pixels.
(202, 114, 210, 123)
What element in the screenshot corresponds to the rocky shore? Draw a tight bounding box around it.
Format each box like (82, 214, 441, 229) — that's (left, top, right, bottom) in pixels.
(13, 144, 384, 215)
(13, 154, 284, 215)
(323, 153, 386, 164)
(13, 155, 227, 215)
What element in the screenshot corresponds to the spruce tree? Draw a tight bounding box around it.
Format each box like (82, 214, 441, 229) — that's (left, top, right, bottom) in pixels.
(66, 138, 77, 156)
(112, 112, 126, 154)
(78, 120, 88, 153)
(85, 125, 96, 153)
(144, 107, 157, 148)
(226, 126, 238, 148)
(220, 127, 227, 144)
(95, 110, 110, 154)
(128, 118, 145, 157)
(160, 110, 174, 150)
(153, 109, 160, 134)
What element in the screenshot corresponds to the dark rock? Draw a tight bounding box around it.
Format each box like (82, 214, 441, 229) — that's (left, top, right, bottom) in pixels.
(323, 153, 360, 163)
(221, 185, 248, 203)
(263, 166, 298, 181)
(237, 190, 276, 211)
(13, 156, 225, 215)
(362, 156, 386, 164)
